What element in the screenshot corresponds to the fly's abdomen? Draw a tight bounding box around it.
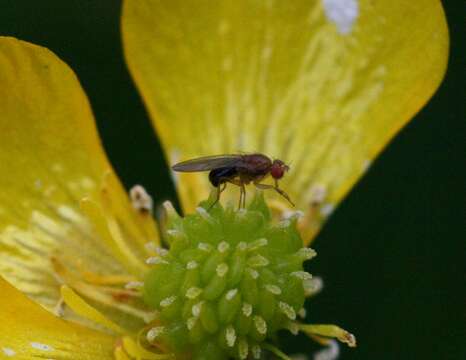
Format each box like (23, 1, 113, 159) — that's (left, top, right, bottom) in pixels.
(208, 167, 237, 187)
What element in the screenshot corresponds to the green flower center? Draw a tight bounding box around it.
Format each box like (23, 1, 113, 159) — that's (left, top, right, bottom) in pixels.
(143, 194, 315, 359)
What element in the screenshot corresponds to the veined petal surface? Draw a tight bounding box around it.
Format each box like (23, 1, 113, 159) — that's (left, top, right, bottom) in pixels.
(0, 37, 150, 328)
(0, 276, 114, 359)
(122, 0, 448, 240)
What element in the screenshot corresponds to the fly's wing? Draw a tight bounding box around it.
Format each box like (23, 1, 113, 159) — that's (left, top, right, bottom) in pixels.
(172, 154, 243, 172)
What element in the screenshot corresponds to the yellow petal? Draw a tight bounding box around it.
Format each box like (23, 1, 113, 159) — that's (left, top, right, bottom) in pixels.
(122, 0, 448, 240)
(0, 37, 150, 328)
(0, 276, 114, 359)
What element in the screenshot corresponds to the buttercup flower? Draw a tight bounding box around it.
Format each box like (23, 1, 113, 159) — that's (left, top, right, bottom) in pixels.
(0, 1, 448, 359)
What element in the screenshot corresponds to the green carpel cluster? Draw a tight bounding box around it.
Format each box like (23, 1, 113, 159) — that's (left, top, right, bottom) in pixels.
(143, 194, 316, 359)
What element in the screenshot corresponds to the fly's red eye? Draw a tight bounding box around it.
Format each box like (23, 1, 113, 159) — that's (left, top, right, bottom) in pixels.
(271, 165, 284, 179)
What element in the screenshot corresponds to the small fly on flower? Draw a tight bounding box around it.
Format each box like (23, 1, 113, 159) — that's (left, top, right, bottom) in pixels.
(172, 153, 294, 208)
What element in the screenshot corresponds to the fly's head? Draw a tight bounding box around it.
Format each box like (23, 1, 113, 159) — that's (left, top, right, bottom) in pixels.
(270, 159, 289, 180)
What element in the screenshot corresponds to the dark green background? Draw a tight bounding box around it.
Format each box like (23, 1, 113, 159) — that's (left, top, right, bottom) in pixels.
(1, 1, 464, 359)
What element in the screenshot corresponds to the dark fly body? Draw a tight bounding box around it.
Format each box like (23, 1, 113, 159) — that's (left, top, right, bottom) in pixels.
(172, 153, 294, 208)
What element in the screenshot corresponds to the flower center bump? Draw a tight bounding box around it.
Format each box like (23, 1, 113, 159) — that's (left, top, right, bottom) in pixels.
(143, 194, 316, 359)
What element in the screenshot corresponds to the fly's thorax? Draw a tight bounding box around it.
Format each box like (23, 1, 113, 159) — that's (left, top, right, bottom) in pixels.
(143, 193, 315, 359)
(238, 153, 272, 177)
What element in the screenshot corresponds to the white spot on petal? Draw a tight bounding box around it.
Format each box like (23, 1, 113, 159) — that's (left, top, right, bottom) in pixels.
(30, 342, 53, 351)
(2, 348, 16, 357)
(322, 0, 359, 34)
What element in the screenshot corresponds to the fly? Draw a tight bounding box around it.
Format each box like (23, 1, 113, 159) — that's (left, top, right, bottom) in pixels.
(172, 153, 294, 209)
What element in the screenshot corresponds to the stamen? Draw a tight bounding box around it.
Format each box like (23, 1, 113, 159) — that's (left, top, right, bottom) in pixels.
(162, 200, 180, 220)
(291, 271, 313, 280)
(298, 324, 357, 347)
(253, 315, 267, 335)
(130, 185, 153, 214)
(295, 247, 317, 260)
(146, 257, 169, 265)
(147, 326, 165, 342)
(304, 276, 324, 297)
(53, 297, 65, 317)
(216, 263, 229, 277)
(198, 242, 213, 252)
(247, 268, 259, 279)
(225, 288, 238, 300)
(247, 255, 269, 267)
(313, 340, 340, 360)
(122, 337, 173, 359)
(225, 325, 237, 347)
(278, 301, 296, 320)
(186, 260, 198, 269)
(114, 346, 130, 360)
(145, 241, 158, 253)
(320, 203, 335, 217)
(196, 207, 215, 223)
(125, 281, 144, 290)
(192, 301, 204, 317)
(298, 307, 307, 319)
(282, 210, 305, 220)
(160, 296, 177, 308)
(251, 345, 261, 359)
(238, 338, 249, 359)
(277, 219, 291, 228)
(80, 272, 136, 286)
(217, 241, 230, 253)
(265, 284, 282, 295)
(187, 317, 197, 330)
(53, 258, 152, 322)
(247, 238, 268, 251)
(309, 184, 327, 206)
(236, 242, 247, 251)
(80, 198, 147, 274)
(60, 285, 125, 334)
(186, 287, 203, 299)
(154, 247, 169, 257)
(166, 229, 181, 237)
(287, 322, 300, 335)
(242, 303, 253, 317)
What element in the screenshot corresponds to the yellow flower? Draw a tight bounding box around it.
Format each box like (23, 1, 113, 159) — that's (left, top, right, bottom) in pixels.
(0, 1, 448, 359)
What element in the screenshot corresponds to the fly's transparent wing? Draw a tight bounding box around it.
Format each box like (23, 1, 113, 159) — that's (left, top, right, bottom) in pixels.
(172, 154, 242, 172)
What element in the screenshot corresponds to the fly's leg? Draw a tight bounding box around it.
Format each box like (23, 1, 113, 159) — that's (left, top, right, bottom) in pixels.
(238, 184, 245, 210)
(241, 183, 247, 209)
(254, 180, 295, 207)
(208, 182, 227, 211)
(224, 178, 246, 209)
